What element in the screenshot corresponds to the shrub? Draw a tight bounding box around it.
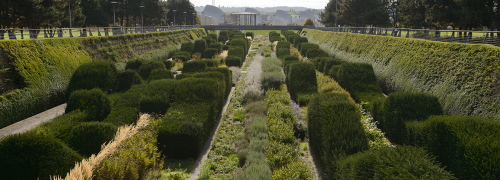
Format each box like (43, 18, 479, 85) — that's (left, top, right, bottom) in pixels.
(335, 62, 383, 102)
(299, 43, 319, 56)
(194, 40, 207, 55)
(148, 69, 174, 81)
(308, 93, 369, 178)
(228, 46, 245, 61)
(66, 122, 117, 157)
(138, 60, 166, 80)
(267, 118, 295, 144)
(139, 95, 170, 114)
(322, 58, 343, 73)
(29, 110, 87, 141)
(0, 133, 83, 180)
(209, 42, 223, 53)
(113, 70, 143, 92)
(306, 49, 325, 59)
(261, 72, 285, 91)
(182, 61, 207, 73)
(276, 48, 290, 58)
(230, 38, 249, 56)
(125, 59, 144, 71)
(162, 60, 175, 70)
(335, 146, 455, 180)
(218, 36, 227, 43)
(405, 115, 500, 180)
(271, 160, 314, 180)
(206, 67, 233, 98)
(174, 78, 221, 105)
(261, 57, 282, 70)
(269, 36, 282, 42)
(193, 72, 226, 112)
(277, 41, 290, 49)
(175, 73, 193, 80)
(222, 45, 229, 50)
(209, 34, 218, 41)
(204, 48, 219, 59)
(287, 62, 317, 103)
(104, 107, 138, 126)
(373, 92, 443, 144)
(180, 41, 195, 53)
(245, 116, 272, 180)
(66, 61, 117, 99)
(225, 55, 242, 67)
(65, 88, 111, 122)
(288, 34, 300, 43)
(293, 37, 308, 48)
(220, 31, 229, 39)
(172, 51, 191, 62)
(112, 79, 176, 110)
(201, 59, 219, 67)
(246, 32, 254, 39)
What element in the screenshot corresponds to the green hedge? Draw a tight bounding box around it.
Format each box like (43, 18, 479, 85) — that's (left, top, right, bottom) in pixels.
(148, 69, 174, 81)
(172, 51, 191, 62)
(335, 146, 455, 179)
(111, 79, 176, 111)
(209, 42, 223, 53)
(299, 43, 319, 56)
(66, 61, 117, 99)
(204, 48, 219, 59)
(103, 107, 138, 126)
(406, 115, 500, 179)
(270, 36, 282, 42)
(303, 28, 500, 120)
(192, 72, 226, 112)
(306, 49, 325, 59)
(287, 62, 317, 105)
(113, 70, 143, 92)
(66, 122, 117, 157)
(194, 40, 207, 55)
(205, 67, 233, 99)
(373, 92, 443, 144)
(125, 59, 144, 71)
(321, 58, 343, 73)
(334, 62, 383, 102)
(0, 133, 83, 180)
(138, 60, 166, 80)
(162, 60, 175, 70)
(174, 78, 221, 105)
(139, 95, 170, 114)
(228, 46, 245, 62)
(277, 41, 290, 49)
(307, 93, 369, 179)
(180, 41, 195, 53)
(245, 32, 254, 39)
(230, 38, 249, 57)
(288, 34, 300, 43)
(276, 48, 290, 58)
(200, 59, 219, 67)
(65, 88, 111, 122)
(182, 61, 207, 73)
(222, 45, 229, 50)
(293, 37, 308, 48)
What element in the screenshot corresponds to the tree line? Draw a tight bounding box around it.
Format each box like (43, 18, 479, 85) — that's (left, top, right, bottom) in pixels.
(321, 0, 500, 30)
(0, 0, 200, 29)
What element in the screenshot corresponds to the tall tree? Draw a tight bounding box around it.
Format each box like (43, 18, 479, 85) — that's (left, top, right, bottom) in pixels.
(165, 0, 197, 26)
(320, 0, 341, 27)
(399, 0, 428, 28)
(336, 0, 391, 27)
(80, 0, 107, 27)
(304, 18, 316, 26)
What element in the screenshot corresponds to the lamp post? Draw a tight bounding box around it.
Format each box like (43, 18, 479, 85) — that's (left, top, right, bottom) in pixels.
(111, 1, 118, 26)
(192, 13, 196, 26)
(184, 12, 187, 26)
(68, 0, 72, 28)
(173, 10, 176, 25)
(335, 0, 337, 27)
(209, 16, 211, 25)
(140, 5, 144, 33)
(204, 15, 207, 25)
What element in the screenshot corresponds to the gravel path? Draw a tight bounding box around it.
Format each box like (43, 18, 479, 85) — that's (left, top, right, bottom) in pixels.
(0, 103, 66, 141)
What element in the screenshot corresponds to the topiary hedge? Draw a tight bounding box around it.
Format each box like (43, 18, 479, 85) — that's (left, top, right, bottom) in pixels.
(65, 88, 111, 122)
(148, 69, 174, 81)
(293, 37, 308, 48)
(277, 41, 290, 49)
(228, 46, 245, 62)
(204, 48, 219, 59)
(66, 122, 117, 157)
(225, 56, 242, 67)
(162, 60, 175, 70)
(230, 38, 249, 57)
(193, 72, 226, 112)
(200, 59, 219, 67)
(139, 95, 170, 114)
(180, 41, 195, 53)
(245, 32, 254, 39)
(194, 39, 208, 56)
(113, 70, 143, 92)
(287, 62, 317, 105)
(209, 42, 223, 53)
(66, 61, 117, 99)
(103, 107, 138, 126)
(182, 61, 207, 73)
(306, 49, 325, 59)
(172, 51, 191, 62)
(125, 59, 144, 71)
(299, 43, 319, 56)
(138, 60, 166, 80)
(205, 67, 232, 98)
(276, 48, 290, 58)
(333, 62, 383, 102)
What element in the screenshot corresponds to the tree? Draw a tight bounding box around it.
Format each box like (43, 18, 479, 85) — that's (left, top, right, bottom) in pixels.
(304, 18, 315, 26)
(320, 0, 341, 27)
(335, 0, 391, 27)
(165, 0, 197, 26)
(80, 0, 107, 27)
(399, 0, 428, 28)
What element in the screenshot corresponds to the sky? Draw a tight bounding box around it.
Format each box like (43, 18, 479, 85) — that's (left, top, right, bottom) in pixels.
(189, 0, 329, 9)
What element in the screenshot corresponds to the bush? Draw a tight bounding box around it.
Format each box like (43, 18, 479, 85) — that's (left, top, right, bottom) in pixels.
(193, 72, 226, 112)
(262, 57, 282, 70)
(66, 61, 117, 99)
(245, 116, 272, 180)
(206, 67, 233, 98)
(0, 133, 83, 180)
(307, 93, 369, 178)
(66, 122, 117, 157)
(335, 62, 383, 102)
(175, 73, 193, 80)
(272, 160, 314, 180)
(138, 60, 166, 80)
(406, 115, 500, 180)
(225, 55, 242, 67)
(276, 48, 290, 58)
(112, 79, 176, 110)
(148, 69, 174, 81)
(230, 38, 249, 57)
(29, 110, 87, 142)
(306, 49, 325, 59)
(204, 48, 219, 59)
(174, 78, 221, 105)
(209, 34, 218, 41)
(112, 70, 143, 92)
(288, 35, 300, 44)
(322, 58, 343, 73)
(287, 62, 317, 103)
(228, 46, 245, 61)
(162, 60, 175, 70)
(246, 32, 254, 39)
(182, 61, 207, 73)
(277, 41, 290, 49)
(222, 45, 229, 50)
(104, 107, 138, 126)
(293, 37, 308, 48)
(180, 41, 195, 53)
(335, 146, 455, 180)
(261, 72, 285, 92)
(299, 43, 319, 56)
(66, 88, 111, 122)
(218, 36, 227, 43)
(194, 39, 207, 55)
(201, 59, 219, 67)
(139, 95, 170, 115)
(125, 59, 144, 71)
(172, 51, 191, 62)
(373, 92, 443, 144)
(209, 42, 223, 53)
(270, 36, 282, 42)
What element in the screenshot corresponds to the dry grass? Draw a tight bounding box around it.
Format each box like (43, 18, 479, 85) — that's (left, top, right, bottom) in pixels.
(219, 50, 228, 60)
(51, 114, 151, 180)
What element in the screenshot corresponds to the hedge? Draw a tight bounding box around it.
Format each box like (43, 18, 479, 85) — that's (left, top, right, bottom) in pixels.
(182, 61, 207, 73)
(228, 46, 245, 62)
(111, 79, 176, 111)
(113, 70, 143, 92)
(209, 34, 218, 41)
(335, 146, 455, 179)
(209, 42, 223, 53)
(162, 60, 175, 70)
(276, 48, 290, 58)
(321, 58, 343, 73)
(293, 37, 308, 48)
(193, 72, 227, 112)
(372, 92, 443, 144)
(218, 36, 227, 43)
(277, 41, 290, 49)
(65, 88, 111, 122)
(222, 44, 229, 50)
(200, 59, 219, 67)
(194, 39, 207, 55)
(306, 49, 325, 59)
(148, 69, 174, 81)
(299, 43, 319, 56)
(125, 59, 144, 71)
(204, 48, 219, 59)
(0, 133, 83, 180)
(138, 60, 166, 80)
(66, 122, 117, 157)
(246, 32, 254, 39)
(288, 34, 300, 43)
(175, 73, 193, 80)
(172, 51, 191, 62)
(180, 41, 195, 53)
(66, 61, 117, 99)
(406, 115, 500, 179)
(103, 107, 138, 126)
(174, 78, 221, 105)
(307, 93, 369, 179)
(206, 67, 233, 99)
(270, 35, 282, 42)
(230, 38, 249, 57)
(287, 62, 317, 105)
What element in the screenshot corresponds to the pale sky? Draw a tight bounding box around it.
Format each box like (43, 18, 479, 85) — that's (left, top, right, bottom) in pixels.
(189, 0, 328, 9)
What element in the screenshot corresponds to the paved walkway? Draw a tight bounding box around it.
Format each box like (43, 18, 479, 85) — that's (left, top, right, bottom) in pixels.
(0, 103, 66, 141)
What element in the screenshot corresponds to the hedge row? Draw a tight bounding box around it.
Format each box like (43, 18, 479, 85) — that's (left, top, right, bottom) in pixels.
(261, 57, 285, 92)
(286, 62, 317, 106)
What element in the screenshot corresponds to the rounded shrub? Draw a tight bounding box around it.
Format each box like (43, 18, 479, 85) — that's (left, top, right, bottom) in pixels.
(180, 41, 195, 53)
(225, 55, 242, 67)
(65, 88, 111, 122)
(66, 122, 118, 157)
(138, 60, 166, 80)
(204, 48, 219, 59)
(174, 78, 220, 104)
(277, 41, 291, 49)
(0, 133, 83, 180)
(194, 39, 207, 55)
(209, 42, 223, 53)
(104, 107, 138, 126)
(299, 43, 319, 56)
(206, 67, 233, 98)
(125, 59, 144, 71)
(228, 46, 245, 61)
(201, 59, 219, 67)
(182, 61, 207, 73)
(139, 95, 170, 115)
(222, 45, 229, 50)
(113, 70, 143, 92)
(162, 60, 175, 70)
(230, 38, 249, 56)
(66, 61, 117, 99)
(306, 49, 325, 59)
(287, 62, 318, 102)
(172, 51, 192, 62)
(148, 69, 174, 81)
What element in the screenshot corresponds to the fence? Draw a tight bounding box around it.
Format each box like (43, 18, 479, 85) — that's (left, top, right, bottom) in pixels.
(0, 25, 199, 40)
(312, 27, 500, 47)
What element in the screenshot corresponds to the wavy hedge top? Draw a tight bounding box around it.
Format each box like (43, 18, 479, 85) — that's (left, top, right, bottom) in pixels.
(302, 28, 500, 120)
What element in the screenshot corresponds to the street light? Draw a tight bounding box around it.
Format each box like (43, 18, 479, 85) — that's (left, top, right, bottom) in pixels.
(140, 6, 145, 27)
(111, 1, 117, 26)
(209, 16, 211, 25)
(192, 13, 196, 26)
(173, 10, 176, 25)
(184, 12, 187, 26)
(68, 0, 72, 28)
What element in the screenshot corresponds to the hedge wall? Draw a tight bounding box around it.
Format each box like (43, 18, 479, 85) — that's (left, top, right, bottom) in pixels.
(302, 28, 500, 120)
(182, 61, 207, 73)
(287, 62, 317, 105)
(180, 41, 195, 53)
(228, 46, 245, 62)
(225, 55, 242, 67)
(204, 48, 219, 59)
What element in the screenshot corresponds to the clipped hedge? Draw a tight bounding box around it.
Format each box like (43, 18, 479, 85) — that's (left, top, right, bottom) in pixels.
(204, 48, 219, 59)
(277, 41, 291, 49)
(172, 51, 191, 62)
(276, 48, 290, 58)
(66, 122, 117, 157)
(206, 67, 233, 98)
(194, 39, 207, 55)
(201, 59, 219, 67)
(293, 37, 308, 48)
(103, 107, 138, 126)
(66, 61, 117, 99)
(299, 43, 319, 56)
(287, 62, 317, 105)
(148, 69, 174, 81)
(209, 42, 223, 53)
(306, 49, 325, 59)
(182, 61, 207, 73)
(113, 70, 143, 92)
(193, 72, 226, 112)
(230, 38, 249, 57)
(246, 32, 254, 39)
(162, 60, 175, 70)
(180, 41, 195, 53)
(406, 115, 500, 179)
(125, 59, 144, 71)
(228, 46, 245, 62)
(65, 88, 111, 122)
(334, 62, 383, 102)
(174, 78, 221, 105)
(138, 60, 166, 80)
(139, 95, 170, 114)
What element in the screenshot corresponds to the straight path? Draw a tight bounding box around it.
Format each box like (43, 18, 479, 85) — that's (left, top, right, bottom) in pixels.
(0, 103, 66, 141)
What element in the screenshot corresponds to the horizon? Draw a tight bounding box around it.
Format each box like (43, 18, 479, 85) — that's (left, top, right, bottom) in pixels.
(189, 0, 327, 10)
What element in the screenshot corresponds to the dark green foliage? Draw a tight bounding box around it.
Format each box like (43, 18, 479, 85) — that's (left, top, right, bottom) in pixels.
(138, 60, 166, 80)
(206, 67, 232, 99)
(299, 43, 319, 56)
(220, 31, 229, 40)
(261, 72, 285, 91)
(175, 73, 193, 80)
(194, 40, 208, 55)
(228, 46, 245, 61)
(277, 41, 291, 49)
(282, 55, 300, 75)
(200, 59, 219, 67)
(335, 146, 455, 180)
(180, 41, 195, 53)
(209, 34, 218, 41)
(230, 38, 249, 57)
(307, 93, 369, 179)
(287, 62, 318, 103)
(269, 36, 282, 42)
(246, 32, 254, 39)
(174, 78, 221, 105)
(328, 65, 342, 82)
(0, 133, 83, 180)
(172, 51, 192, 62)
(192, 72, 226, 112)
(66, 88, 111, 122)
(293, 37, 308, 48)
(226, 56, 242, 67)
(29, 110, 87, 142)
(373, 92, 443, 144)
(209, 42, 223, 53)
(66, 122, 117, 157)
(306, 49, 325, 59)
(148, 69, 174, 81)
(125, 59, 144, 71)
(207, 39, 216, 47)
(322, 58, 343, 73)
(112, 79, 177, 110)
(103, 107, 138, 126)
(113, 70, 143, 92)
(276, 48, 290, 58)
(204, 48, 219, 59)
(162, 60, 175, 70)
(182, 61, 207, 73)
(312, 57, 332, 70)
(335, 62, 383, 102)
(218, 36, 227, 43)
(139, 95, 170, 114)
(222, 44, 229, 50)
(66, 61, 117, 99)
(406, 115, 500, 180)
(288, 34, 300, 43)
